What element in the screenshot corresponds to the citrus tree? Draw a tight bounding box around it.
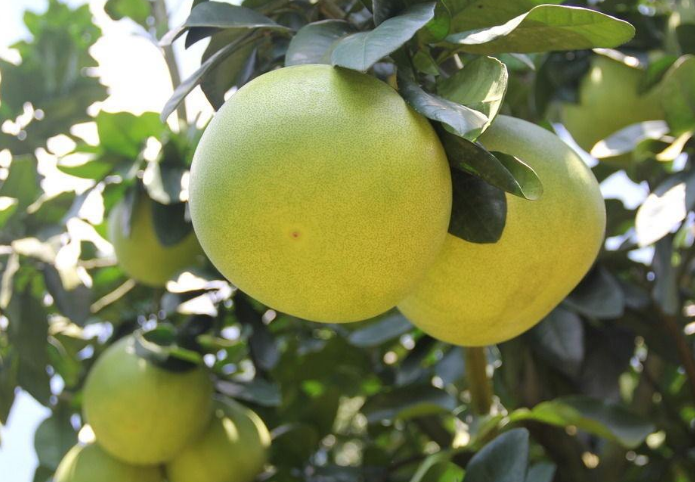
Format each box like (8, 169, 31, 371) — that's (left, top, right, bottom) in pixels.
(1, 0, 695, 481)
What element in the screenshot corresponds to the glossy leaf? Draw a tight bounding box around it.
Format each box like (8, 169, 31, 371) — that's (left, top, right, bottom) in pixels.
(527, 306, 584, 378)
(564, 267, 625, 319)
(348, 314, 413, 348)
(447, 5, 635, 54)
(331, 3, 436, 72)
(465, 429, 529, 482)
(285, 21, 355, 66)
(590, 121, 670, 158)
(34, 404, 77, 470)
(660, 55, 695, 134)
(361, 385, 458, 423)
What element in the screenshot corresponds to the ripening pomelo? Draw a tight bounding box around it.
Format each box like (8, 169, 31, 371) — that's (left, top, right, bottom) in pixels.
(397, 116, 606, 346)
(82, 336, 213, 465)
(109, 195, 203, 287)
(54, 444, 164, 482)
(561, 55, 663, 152)
(189, 64, 452, 323)
(166, 400, 271, 482)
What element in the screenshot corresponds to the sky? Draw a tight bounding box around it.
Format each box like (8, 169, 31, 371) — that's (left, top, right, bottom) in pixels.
(0, 0, 654, 480)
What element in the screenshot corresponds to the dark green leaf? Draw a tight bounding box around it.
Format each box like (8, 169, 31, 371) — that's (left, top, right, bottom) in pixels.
(527, 306, 584, 378)
(435, 347, 464, 385)
(652, 237, 679, 316)
(525, 462, 557, 482)
(96, 111, 163, 158)
(508, 397, 654, 449)
(285, 21, 355, 66)
(448, 168, 507, 244)
(441, 130, 541, 200)
(373, 0, 405, 26)
(0, 156, 40, 211)
(217, 378, 281, 407)
(564, 267, 625, 319)
(447, 6, 635, 55)
(32, 466, 54, 482)
(143, 161, 187, 205)
(398, 73, 488, 141)
(449, 0, 561, 32)
(347, 314, 413, 347)
(437, 56, 508, 131)
(465, 428, 529, 482)
(361, 385, 458, 423)
(0, 354, 18, 424)
(0, 197, 19, 230)
(34, 403, 77, 470)
(590, 121, 669, 158)
(331, 3, 436, 72)
(235, 294, 280, 372)
(201, 39, 259, 110)
(43, 265, 91, 325)
(161, 2, 290, 45)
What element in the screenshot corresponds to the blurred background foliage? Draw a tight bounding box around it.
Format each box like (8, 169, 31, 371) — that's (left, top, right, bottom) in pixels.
(1, 0, 695, 482)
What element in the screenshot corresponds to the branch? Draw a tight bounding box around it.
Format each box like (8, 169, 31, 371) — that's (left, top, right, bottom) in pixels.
(465, 347, 493, 414)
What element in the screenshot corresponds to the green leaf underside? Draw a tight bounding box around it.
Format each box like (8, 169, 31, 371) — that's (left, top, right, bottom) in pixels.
(447, 5, 635, 54)
(437, 56, 508, 131)
(398, 73, 488, 141)
(161, 2, 289, 45)
(465, 429, 529, 482)
(590, 121, 670, 158)
(508, 396, 654, 449)
(286, 20, 355, 66)
(331, 2, 436, 72)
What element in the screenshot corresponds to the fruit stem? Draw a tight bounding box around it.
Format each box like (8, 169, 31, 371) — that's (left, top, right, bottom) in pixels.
(465, 347, 493, 415)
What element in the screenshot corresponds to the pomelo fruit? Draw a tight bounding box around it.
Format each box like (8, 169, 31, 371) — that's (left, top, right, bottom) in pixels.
(166, 400, 271, 482)
(561, 55, 663, 152)
(189, 64, 452, 323)
(109, 195, 203, 287)
(82, 336, 213, 465)
(397, 116, 606, 346)
(54, 444, 164, 482)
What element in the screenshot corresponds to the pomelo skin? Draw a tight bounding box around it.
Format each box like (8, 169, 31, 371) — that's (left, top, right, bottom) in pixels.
(189, 64, 452, 323)
(561, 55, 663, 152)
(109, 195, 203, 287)
(83, 336, 214, 465)
(166, 400, 271, 482)
(397, 116, 606, 347)
(54, 444, 164, 482)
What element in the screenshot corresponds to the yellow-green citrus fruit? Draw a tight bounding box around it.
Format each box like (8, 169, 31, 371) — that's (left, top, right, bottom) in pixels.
(83, 336, 214, 465)
(561, 55, 663, 152)
(398, 116, 606, 347)
(166, 400, 271, 482)
(55, 444, 164, 482)
(189, 64, 452, 323)
(109, 195, 203, 287)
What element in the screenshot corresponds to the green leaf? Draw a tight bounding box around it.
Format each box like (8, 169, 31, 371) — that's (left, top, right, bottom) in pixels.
(161, 2, 290, 45)
(635, 171, 695, 246)
(331, 3, 436, 72)
(564, 267, 625, 319)
(143, 161, 187, 205)
(0, 197, 19, 229)
(652, 237, 679, 316)
(347, 314, 413, 348)
(0, 353, 18, 424)
(34, 403, 77, 470)
(411, 453, 463, 482)
(271, 423, 319, 467)
(525, 462, 556, 482)
(660, 55, 695, 134)
(464, 428, 529, 482)
(527, 306, 584, 378)
(590, 121, 670, 158)
(373, 0, 405, 26)
(440, 130, 542, 200)
(448, 168, 507, 244)
(104, 0, 151, 28)
(398, 72, 488, 141)
(150, 201, 194, 247)
(361, 385, 458, 423)
(447, 5, 635, 54)
(285, 21, 355, 66)
(32, 466, 54, 482)
(449, 0, 562, 32)
(162, 36, 256, 121)
(508, 397, 654, 449)
(57, 156, 115, 180)
(217, 378, 281, 407)
(96, 111, 163, 158)
(0, 156, 40, 211)
(437, 56, 508, 132)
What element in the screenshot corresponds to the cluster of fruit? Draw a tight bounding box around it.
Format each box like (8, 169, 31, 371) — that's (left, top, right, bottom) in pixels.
(55, 336, 270, 482)
(110, 64, 607, 348)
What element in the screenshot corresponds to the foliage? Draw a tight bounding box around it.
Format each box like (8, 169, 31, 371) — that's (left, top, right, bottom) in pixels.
(1, 1, 695, 482)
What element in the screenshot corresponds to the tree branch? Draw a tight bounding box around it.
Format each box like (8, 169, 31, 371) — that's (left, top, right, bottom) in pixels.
(465, 347, 493, 414)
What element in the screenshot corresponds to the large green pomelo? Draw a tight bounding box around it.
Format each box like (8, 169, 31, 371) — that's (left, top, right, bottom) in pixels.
(561, 55, 663, 152)
(54, 444, 164, 482)
(166, 400, 271, 482)
(83, 336, 213, 465)
(109, 195, 203, 287)
(397, 116, 606, 347)
(189, 64, 452, 323)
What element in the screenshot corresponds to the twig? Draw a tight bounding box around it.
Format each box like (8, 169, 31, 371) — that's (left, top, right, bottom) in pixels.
(465, 347, 492, 415)
(660, 311, 695, 402)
